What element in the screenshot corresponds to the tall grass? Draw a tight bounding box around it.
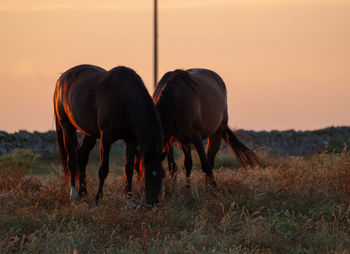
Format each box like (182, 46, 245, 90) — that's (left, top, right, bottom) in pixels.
(0, 148, 349, 253)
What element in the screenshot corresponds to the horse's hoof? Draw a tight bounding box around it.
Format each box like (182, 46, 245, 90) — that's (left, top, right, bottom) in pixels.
(185, 177, 191, 187)
(70, 187, 78, 201)
(205, 176, 217, 187)
(141, 191, 146, 205)
(183, 185, 191, 196)
(95, 193, 103, 207)
(170, 171, 176, 178)
(172, 175, 177, 183)
(78, 190, 88, 199)
(126, 199, 137, 209)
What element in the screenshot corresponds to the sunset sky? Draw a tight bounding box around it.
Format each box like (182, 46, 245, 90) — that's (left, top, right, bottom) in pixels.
(1, 0, 349, 132)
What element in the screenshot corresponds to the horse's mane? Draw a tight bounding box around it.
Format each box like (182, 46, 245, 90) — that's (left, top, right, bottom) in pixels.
(153, 69, 198, 144)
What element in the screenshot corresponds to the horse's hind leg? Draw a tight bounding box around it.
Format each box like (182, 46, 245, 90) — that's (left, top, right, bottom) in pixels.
(207, 128, 223, 172)
(192, 134, 217, 187)
(62, 123, 79, 200)
(181, 143, 192, 187)
(77, 135, 96, 198)
(95, 130, 111, 206)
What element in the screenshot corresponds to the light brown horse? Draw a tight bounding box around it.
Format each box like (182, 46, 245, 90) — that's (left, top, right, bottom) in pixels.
(54, 65, 164, 205)
(153, 68, 261, 185)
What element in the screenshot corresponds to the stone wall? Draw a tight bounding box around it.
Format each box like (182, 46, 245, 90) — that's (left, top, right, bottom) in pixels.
(0, 130, 57, 156)
(236, 126, 350, 155)
(0, 127, 349, 157)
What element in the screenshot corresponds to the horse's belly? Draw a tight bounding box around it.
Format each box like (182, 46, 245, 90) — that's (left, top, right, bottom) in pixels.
(65, 103, 99, 137)
(200, 120, 222, 138)
(200, 104, 225, 138)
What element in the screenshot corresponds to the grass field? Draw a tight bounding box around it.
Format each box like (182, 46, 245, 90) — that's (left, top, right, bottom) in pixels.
(0, 147, 349, 253)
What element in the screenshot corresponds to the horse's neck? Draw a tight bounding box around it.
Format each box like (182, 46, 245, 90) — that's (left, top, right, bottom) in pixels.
(133, 106, 163, 157)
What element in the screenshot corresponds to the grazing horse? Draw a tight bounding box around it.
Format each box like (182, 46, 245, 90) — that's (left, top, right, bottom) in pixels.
(153, 68, 261, 185)
(54, 65, 164, 205)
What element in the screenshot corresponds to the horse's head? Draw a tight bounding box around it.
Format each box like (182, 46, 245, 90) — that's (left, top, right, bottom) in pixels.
(139, 156, 165, 205)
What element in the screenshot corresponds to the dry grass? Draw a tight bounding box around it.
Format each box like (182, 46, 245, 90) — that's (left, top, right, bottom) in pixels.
(0, 148, 350, 253)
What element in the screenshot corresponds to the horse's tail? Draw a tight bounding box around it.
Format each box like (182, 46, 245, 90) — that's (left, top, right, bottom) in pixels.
(223, 127, 262, 172)
(54, 115, 70, 181)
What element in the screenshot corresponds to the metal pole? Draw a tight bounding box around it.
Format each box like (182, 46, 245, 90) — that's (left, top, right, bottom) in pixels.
(154, 0, 158, 89)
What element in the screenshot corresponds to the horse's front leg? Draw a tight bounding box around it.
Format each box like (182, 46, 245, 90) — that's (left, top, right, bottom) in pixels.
(181, 143, 192, 188)
(95, 130, 111, 206)
(124, 142, 138, 207)
(77, 135, 96, 198)
(167, 145, 178, 179)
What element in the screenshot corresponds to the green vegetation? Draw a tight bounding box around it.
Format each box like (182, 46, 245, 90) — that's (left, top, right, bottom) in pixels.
(0, 148, 349, 253)
(328, 136, 347, 153)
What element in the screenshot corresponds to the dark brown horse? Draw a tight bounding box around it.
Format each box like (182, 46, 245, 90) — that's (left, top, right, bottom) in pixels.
(54, 65, 164, 205)
(153, 68, 261, 185)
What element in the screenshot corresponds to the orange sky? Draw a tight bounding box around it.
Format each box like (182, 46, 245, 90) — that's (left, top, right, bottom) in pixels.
(0, 0, 349, 132)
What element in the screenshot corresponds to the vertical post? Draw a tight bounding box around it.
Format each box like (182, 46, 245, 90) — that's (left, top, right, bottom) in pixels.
(154, 0, 158, 89)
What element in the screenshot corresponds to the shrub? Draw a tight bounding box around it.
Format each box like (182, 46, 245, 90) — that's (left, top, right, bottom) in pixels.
(0, 148, 40, 170)
(328, 137, 347, 153)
